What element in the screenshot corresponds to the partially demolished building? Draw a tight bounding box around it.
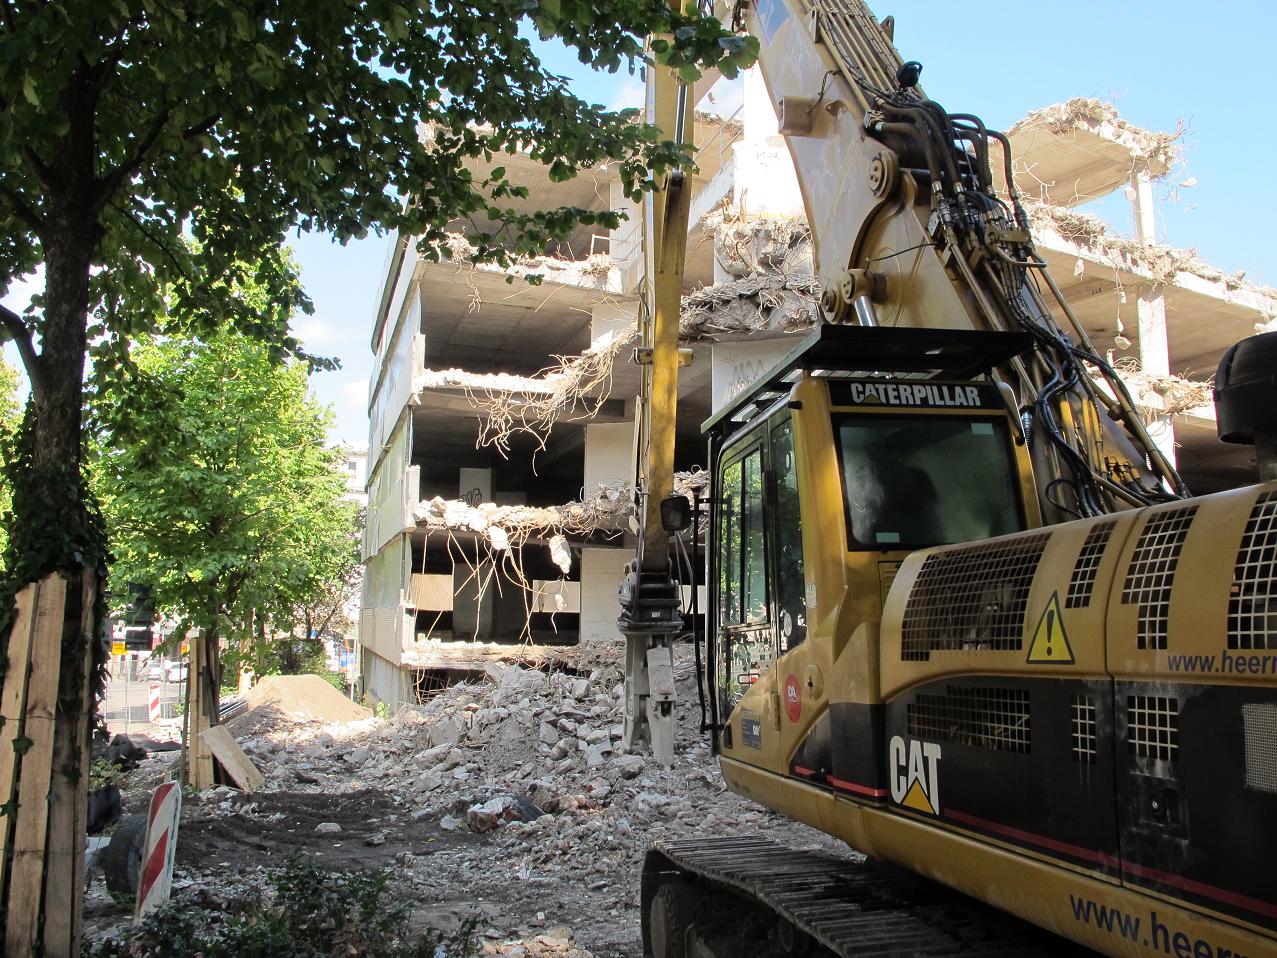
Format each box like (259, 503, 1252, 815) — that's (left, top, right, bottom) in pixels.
(359, 76, 1277, 707)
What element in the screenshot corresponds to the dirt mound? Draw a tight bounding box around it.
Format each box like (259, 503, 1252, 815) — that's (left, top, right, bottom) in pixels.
(241, 675, 371, 725)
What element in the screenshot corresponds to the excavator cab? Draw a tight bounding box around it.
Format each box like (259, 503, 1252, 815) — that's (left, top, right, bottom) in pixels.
(704, 325, 1037, 734)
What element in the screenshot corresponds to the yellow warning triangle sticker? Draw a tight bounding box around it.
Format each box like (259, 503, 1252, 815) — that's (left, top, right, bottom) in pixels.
(1026, 591, 1075, 665)
(901, 777, 937, 815)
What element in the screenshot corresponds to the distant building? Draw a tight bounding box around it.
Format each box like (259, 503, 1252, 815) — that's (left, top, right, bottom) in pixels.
(335, 443, 368, 506)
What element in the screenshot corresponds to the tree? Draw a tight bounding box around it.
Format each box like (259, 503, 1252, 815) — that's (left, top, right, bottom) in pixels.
(96, 327, 358, 714)
(0, 1, 755, 574)
(0, 2, 754, 945)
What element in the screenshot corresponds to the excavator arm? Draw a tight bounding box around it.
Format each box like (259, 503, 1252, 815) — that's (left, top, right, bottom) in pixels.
(739, 0, 1185, 522)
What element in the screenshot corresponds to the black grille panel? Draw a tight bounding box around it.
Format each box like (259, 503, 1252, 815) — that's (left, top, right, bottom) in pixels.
(1071, 694, 1097, 764)
(1067, 520, 1116, 609)
(907, 686, 1031, 753)
(1121, 506, 1197, 650)
(1128, 695, 1178, 763)
(1229, 490, 1277, 651)
(901, 535, 1050, 661)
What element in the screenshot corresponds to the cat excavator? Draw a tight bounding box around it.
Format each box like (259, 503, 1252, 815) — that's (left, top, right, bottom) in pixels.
(617, 1, 1277, 956)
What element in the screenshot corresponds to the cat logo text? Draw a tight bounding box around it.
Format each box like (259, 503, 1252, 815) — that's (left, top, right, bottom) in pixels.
(888, 735, 942, 815)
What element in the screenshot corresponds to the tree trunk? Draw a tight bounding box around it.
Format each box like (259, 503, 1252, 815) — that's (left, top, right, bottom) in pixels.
(0, 174, 105, 954)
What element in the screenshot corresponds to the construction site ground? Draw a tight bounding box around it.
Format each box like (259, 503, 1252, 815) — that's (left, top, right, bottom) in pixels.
(87, 641, 850, 957)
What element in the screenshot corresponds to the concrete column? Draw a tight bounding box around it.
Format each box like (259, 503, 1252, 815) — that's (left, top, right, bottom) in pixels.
(710, 339, 797, 414)
(1128, 170, 1177, 467)
(458, 466, 492, 506)
(742, 67, 778, 142)
(730, 68, 805, 220)
(608, 179, 642, 270)
(585, 421, 636, 493)
(591, 300, 637, 347)
(579, 547, 627, 642)
(1137, 288, 1177, 468)
(1131, 170, 1157, 245)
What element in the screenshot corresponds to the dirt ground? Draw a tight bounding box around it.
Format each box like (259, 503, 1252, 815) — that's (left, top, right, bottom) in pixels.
(86, 644, 851, 957)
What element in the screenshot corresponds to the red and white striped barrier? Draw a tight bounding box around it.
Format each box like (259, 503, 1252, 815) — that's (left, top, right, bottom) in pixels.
(147, 684, 162, 723)
(134, 781, 182, 923)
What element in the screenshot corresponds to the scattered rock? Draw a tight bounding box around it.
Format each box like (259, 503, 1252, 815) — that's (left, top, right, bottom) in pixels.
(614, 755, 644, 779)
(314, 821, 341, 834)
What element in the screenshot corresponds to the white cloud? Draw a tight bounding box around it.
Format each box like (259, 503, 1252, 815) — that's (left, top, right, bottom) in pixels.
(606, 78, 646, 114)
(292, 316, 342, 348)
(341, 377, 369, 410)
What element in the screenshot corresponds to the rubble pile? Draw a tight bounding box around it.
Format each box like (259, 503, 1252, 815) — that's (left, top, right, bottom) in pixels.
(142, 643, 844, 957)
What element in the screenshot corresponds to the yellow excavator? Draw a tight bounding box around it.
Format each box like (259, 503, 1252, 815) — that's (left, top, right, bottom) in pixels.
(617, 1, 1277, 956)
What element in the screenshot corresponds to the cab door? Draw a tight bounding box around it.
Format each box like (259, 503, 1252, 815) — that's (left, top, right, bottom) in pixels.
(715, 437, 778, 727)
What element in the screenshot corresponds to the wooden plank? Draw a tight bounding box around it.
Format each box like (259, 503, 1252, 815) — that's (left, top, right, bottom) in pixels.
(185, 634, 215, 791)
(43, 572, 95, 957)
(199, 726, 264, 793)
(0, 582, 39, 898)
(5, 575, 67, 958)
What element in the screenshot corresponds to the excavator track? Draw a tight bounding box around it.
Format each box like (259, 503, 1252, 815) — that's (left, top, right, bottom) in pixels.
(641, 836, 1078, 957)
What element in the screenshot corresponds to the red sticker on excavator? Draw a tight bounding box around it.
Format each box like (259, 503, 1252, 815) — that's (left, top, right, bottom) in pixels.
(784, 675, 802, 723)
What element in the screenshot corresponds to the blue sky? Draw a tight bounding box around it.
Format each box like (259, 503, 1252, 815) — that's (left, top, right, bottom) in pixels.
(5, 2, 1275, 446)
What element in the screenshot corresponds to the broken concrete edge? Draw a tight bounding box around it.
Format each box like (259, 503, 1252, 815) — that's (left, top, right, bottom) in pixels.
(428, 232, 621, 293)
(1027, 200, 1277, 308)
(413, 271, 819, 452)
(411, 470, 711, 543)
(1009, 97, 1182, 176)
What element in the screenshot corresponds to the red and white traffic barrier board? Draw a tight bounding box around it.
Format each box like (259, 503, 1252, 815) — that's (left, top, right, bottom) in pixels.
(134, 781, 182, 923)
(147, 684, 162, 723)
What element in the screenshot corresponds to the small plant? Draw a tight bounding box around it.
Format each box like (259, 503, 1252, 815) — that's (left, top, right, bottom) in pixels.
(87, 857, 476, 957)
(88, 757, 120, 791)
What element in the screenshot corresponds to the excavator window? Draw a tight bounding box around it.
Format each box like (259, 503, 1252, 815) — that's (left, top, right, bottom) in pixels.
(771, 418, 807, 650)
(835, 414, 1024, 550)
(715, 441, 774, 712)
(718, 445, 769, 627)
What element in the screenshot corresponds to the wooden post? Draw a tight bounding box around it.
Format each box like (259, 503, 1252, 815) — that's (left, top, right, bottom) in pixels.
(42, 571, 96, 957)
(185, 633, 216, 791)
(0, 583, 40, 897)
(5, 575, 69, 958)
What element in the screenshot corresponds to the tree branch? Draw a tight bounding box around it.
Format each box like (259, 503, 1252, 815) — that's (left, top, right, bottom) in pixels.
(94, 107, 169, 211)
(0, 301, 43, 394)
(22, 147, 57, 193)
(108, 200, 190, 279)
(0, 180, 43, 233)
(183, 114, 221, 140)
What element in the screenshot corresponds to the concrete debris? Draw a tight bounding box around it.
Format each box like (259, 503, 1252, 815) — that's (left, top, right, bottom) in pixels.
(549, 534, 572, 575)
(441, 232, 618, 292)
(706, 208, 813, 279)
(411, 468, 710, 545)
(1009, 97, 1181, 177)
(681, 273, 820, 341)
(99, 642, 847, 956)
(1026, 200, 1277, 300)
(415, 367, 569, 395)
(1110, 357, 1213, 416)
